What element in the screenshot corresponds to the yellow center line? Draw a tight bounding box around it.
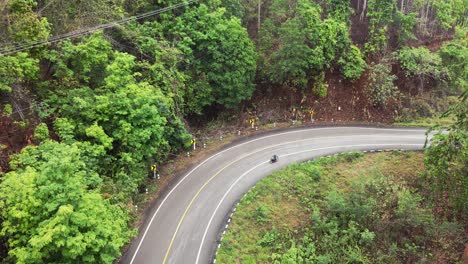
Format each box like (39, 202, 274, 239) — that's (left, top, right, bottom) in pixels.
(161, 134, 421, 263)
(161, 139, 302, 263)
(162, 161, 232, 264)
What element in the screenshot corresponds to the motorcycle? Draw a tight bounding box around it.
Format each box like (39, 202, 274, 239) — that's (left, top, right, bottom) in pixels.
(270, 154, 279, 163)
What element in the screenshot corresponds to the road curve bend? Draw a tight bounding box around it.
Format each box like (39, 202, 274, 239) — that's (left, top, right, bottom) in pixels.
(120, 127, 428, 264)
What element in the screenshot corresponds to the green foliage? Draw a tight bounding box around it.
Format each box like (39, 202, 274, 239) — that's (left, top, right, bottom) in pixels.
(270, 17, 313, 89)
(219, 152, 465, 263)
(37, 0, 124, 35)
(163, 5, 257, 112)
(33, 122, 49, 143)
(47, 33, 112, 86)
(252, 205, 270, 224)
(433, 0, 457, 30)
(397, 47, 448, 93)
(324, 0, 353, 22)
(311, 72, 328, 98)
(6, 0, 50, 44)
(0, 53, 39, 93)
(365, 0, 395, 54)
(438, 31, 468, 93)
(126, 27, 189, 113)
(0, 142, 133, 263)
(256, 0, 357, 93)
(424, 91, 468, 219)
(3, 104, 13, 116)
(43, 35, 191, 197)
(220, 0, 245, 18)
(258, 229, 280, 246)
(338, 45, 366, 80)
(394, 11, 417, 44)
(367, 60, 398, 106)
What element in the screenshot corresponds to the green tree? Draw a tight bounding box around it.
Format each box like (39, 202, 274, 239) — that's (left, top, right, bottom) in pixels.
(438, 30, 468, 93)
(43, 35, 191, 196)
(397, 47, 448, 93)
(256, 0, 357, 95)
(325, 0, 353, 23)
(270, 17, 313, 89)
(394, 11, 417, 45)
(367, 60, 398, 106)
(166, 5, 257, 112)
(46, 33, 113, 87)
(433, 0, 457, 30)
(0, 52, 39, 93)
(37, 0, 124, 35)
(365, 0, 395, 54)
(33, 122, 50, 143)
(338, 45, 367, 80)
(424, 91, 468, 219)
(3, 0, 50, 45)
(0, 141, 133, 264)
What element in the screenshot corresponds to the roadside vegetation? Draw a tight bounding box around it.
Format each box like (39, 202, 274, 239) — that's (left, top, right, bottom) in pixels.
(0, 0, 466, 262)
(218, 92, 467, 263)
(218, 150, 467, 263)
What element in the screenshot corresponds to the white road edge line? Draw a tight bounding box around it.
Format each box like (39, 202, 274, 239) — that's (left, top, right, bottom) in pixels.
(195, 143, 422, 264)
(128, 127, 426, 263)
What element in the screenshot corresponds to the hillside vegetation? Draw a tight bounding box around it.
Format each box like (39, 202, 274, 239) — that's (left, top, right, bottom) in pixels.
(218, 150, 467, 263)
(0, 0, 466, 262)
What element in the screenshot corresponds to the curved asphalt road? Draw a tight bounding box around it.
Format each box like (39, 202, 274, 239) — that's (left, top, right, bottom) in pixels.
(120, 127, 429, 264)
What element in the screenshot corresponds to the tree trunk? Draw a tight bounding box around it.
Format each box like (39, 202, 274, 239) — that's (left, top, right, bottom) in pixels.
(418, 75, 424, 94)
(257, 0, 261, 33)
(360, 0, 367, 21)
(424, 1, 430, 33)
(401, 0, 405, 13)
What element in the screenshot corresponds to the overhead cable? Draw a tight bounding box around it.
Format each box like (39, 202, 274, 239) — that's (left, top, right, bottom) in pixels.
(0, 0, 196, 56)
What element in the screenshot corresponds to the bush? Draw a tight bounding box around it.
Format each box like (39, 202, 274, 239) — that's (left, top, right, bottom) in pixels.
(367, 61, 398, 106)
(338, 45, 366, 80)
(258, 229, 280, 246)
(312, 72, 328, 98)
(33, 122, 49, 143)
(252, 205, 270, 224)
(301, 163, 322, 181)
(340, 151, 364, 162)
(3, 104, 12, 116)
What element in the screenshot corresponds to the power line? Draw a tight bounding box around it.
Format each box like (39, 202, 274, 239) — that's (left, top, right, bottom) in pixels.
(1, 0, 195, 54)
(0, 0, 196, 56)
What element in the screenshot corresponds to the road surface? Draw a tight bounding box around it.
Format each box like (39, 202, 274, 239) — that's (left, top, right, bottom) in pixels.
(120, 127, 429, 264)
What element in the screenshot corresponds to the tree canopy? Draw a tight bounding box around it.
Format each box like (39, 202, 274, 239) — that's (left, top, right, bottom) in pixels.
(1, 142, 133, 264)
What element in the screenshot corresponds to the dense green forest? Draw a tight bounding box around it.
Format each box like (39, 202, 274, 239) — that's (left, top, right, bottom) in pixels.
(0, 0, 466, 262)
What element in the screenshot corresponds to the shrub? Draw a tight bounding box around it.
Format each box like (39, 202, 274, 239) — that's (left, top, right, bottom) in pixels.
(367, 61, 398, 106)
(33, 123, 49, 143)
(252, 205, 270, 224)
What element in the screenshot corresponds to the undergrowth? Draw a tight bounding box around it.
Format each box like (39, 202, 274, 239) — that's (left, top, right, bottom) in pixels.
(217, 152, 465, 263)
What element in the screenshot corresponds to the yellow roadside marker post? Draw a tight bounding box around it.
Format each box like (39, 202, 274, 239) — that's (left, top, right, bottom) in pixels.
(191, 138, 196, 151)
(150, 165, 159, 179)
(310, 110, 315, 123)
(249, 118, 255, 129)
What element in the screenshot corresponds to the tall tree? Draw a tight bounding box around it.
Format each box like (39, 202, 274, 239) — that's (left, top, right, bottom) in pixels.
(164, 4, 257, 112)
(397, 46, 448, 93)
(0, 141, 134, 264)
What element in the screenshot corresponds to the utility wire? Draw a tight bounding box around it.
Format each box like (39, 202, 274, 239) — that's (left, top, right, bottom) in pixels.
(1, 0, 194, 54)
(0, 0, 196, 56)
(37, 0, 57, 15)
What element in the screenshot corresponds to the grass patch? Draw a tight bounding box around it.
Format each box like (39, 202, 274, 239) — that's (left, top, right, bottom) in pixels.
(394, 115, 455, 127)
(217, 151, 465, 263)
